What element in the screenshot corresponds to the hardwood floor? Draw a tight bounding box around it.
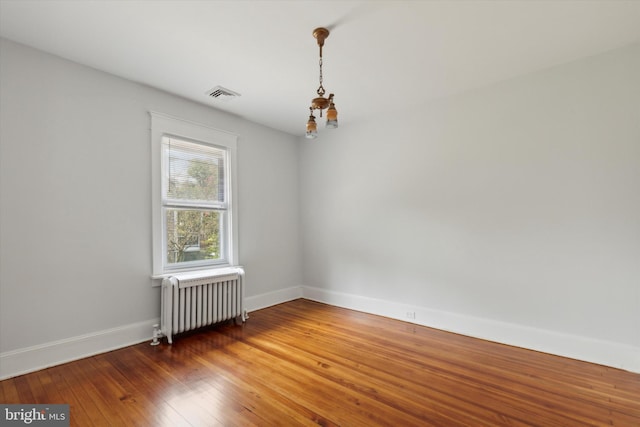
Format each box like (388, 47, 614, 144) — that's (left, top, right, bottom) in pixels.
(1, 299, 639, 426)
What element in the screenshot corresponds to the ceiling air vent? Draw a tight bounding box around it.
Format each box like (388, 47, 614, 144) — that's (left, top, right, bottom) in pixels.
(206, 86, 241, 100)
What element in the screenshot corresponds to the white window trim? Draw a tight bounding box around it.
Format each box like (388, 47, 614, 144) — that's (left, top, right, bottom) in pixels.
(150, 111, 239, 279)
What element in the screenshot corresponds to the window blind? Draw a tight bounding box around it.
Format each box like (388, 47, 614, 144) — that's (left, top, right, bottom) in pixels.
(163, 137, 226, 205)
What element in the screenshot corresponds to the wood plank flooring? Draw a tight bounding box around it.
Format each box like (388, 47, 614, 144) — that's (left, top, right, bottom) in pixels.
(1, 299, 639, 426)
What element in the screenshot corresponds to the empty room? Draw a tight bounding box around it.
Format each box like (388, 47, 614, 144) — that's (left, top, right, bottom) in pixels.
(0, 1, 639, 425)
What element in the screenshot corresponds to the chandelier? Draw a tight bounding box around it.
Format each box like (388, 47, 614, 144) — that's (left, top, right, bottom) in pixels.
(306, 27, 338, 139)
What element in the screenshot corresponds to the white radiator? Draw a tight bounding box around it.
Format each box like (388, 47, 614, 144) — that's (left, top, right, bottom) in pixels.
(160, 267, 246, 344)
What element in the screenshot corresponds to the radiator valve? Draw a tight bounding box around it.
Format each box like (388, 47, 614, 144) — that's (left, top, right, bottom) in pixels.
(151, 324, 161, 346)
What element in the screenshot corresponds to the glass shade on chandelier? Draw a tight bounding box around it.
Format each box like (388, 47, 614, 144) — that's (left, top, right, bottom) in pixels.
(326, 100, 338, 129)
(305, 27, 338, 139)
(306, 108, 318, 139)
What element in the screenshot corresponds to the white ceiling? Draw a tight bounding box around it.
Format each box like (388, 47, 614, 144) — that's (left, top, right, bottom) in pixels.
(1, 0, 639, 137)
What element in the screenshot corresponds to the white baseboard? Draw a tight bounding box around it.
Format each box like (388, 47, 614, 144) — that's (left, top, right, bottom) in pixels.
(302, 286, 640, 373)
(245, 286, 303, 312)
(0, 318, 159, 380)
(3, 286, 637, 380)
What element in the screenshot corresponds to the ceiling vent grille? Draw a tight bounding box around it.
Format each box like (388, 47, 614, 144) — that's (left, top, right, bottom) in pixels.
(206, 86, 241, 100)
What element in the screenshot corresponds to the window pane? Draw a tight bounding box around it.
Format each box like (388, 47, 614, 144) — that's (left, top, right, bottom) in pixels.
(165, 209, 223, 264)
(165, 137, 225, 203)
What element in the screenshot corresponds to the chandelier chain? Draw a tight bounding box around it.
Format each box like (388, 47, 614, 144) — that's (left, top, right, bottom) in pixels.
(317, 57, 325, 96)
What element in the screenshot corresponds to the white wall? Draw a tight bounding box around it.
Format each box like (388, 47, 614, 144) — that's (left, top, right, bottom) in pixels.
(0, 38, 301, 377)
(300, 43, 640, 371)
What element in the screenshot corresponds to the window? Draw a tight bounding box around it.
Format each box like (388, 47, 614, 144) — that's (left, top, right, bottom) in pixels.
(150, 112, 238, 276)
(164, 138, 226, 266)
